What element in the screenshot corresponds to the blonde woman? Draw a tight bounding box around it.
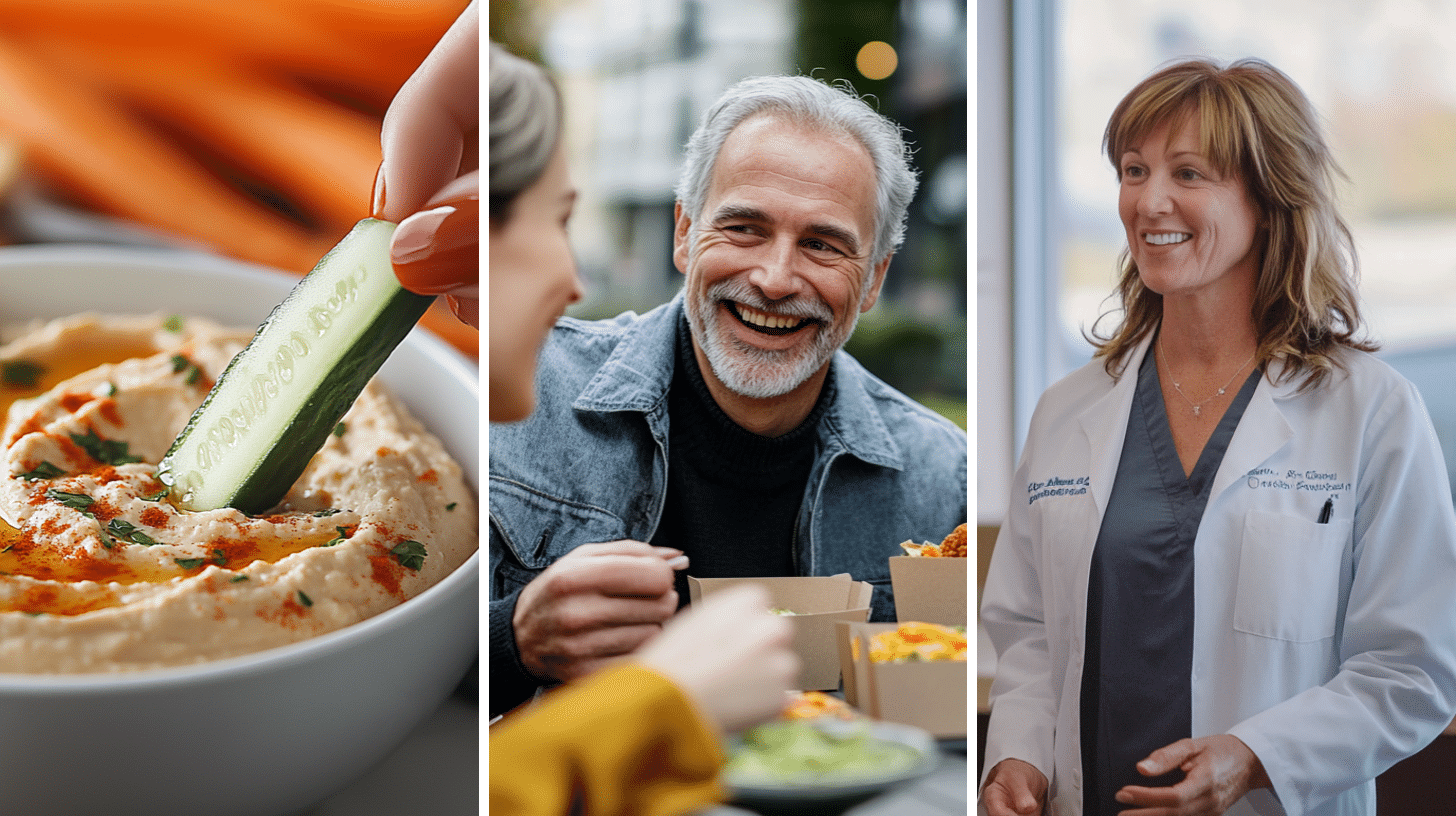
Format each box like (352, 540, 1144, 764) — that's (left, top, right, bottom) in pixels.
(981, 58, 1456, 816)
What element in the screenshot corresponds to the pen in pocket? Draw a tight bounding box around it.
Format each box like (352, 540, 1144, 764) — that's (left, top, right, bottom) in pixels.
(1318, 497, 1333, 524)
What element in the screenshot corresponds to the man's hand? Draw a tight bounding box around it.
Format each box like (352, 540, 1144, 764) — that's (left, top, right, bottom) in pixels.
(512, 541, 687, 683)
(1115, 734, 1270, 816)
(983, 758, 1048, 816)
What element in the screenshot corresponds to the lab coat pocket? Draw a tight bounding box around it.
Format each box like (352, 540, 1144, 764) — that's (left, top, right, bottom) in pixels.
(1234, 509, 1351, 642)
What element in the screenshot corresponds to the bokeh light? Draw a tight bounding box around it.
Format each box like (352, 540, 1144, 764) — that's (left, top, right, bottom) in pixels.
(856, 40, 898, 81)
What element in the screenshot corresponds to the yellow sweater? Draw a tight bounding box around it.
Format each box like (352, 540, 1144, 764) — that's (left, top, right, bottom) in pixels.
(489, 663, 727, 816)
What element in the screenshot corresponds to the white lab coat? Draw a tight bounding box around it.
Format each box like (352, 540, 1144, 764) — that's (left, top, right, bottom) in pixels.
(980, 336, 1456, 816)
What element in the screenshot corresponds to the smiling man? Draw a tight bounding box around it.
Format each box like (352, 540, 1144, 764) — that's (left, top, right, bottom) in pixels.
(487, 75, 967, 716)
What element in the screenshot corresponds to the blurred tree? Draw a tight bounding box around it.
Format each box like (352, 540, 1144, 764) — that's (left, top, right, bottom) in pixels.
(488, 0, 543, 61)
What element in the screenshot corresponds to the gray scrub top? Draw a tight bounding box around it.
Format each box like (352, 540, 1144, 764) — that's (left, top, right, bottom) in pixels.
(1079, 346, 1262, 815)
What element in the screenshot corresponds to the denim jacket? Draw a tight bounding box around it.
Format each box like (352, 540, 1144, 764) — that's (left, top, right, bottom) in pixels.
(488, 294, 967, 715)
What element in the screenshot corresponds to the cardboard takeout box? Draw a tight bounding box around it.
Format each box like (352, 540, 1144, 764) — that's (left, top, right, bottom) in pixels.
(888, 555, 968, 627)
(836, 621, 967, 739)
(687, 574, 872, 691)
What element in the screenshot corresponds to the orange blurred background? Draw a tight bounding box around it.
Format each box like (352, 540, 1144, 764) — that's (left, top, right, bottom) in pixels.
(0, 0, 476, 357)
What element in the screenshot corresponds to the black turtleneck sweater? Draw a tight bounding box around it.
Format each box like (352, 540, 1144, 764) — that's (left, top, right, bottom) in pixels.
(651, 318, 833, 607)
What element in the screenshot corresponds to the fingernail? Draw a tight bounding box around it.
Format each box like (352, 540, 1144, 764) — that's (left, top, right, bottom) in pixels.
(371, 165, 387, 219)
(665, 555, 689, 570)
(392, 192, 478, 295)
(446, 294, 481, 329)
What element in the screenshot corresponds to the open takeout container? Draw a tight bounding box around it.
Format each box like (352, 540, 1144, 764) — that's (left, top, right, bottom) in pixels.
(688, 574, 872, 691)
(836, 621, 967, 739)
(888, 555, 968, 626)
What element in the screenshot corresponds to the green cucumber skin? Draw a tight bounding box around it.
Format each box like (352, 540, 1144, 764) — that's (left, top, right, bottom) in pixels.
(218, 285, 432, 515)
(159, 218, 434, 515)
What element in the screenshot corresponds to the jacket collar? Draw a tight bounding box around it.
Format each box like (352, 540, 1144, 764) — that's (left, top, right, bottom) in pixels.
(1076, 332, 1298, 513)
(572, 292, 904, 470)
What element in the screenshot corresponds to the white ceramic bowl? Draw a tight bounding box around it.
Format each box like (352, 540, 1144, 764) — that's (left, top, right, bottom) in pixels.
(0, 244, 479, 816)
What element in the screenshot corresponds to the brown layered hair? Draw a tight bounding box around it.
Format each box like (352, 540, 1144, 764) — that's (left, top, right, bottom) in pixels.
(1091, 58, 1375, 389)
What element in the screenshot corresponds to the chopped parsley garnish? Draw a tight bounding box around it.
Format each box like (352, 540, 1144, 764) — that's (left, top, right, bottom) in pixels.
(20, 461, 66, 481)
(170, 354, 203, 385)
(106, 519, 159, 547)
(391, 540, 427, 571)
(1, 360, 44, 389)
(144, 488, 170, 502)
(332, 422, 347, 438)
(105, 382, 119, 397)
(174, 547, 229, 569)
(163, 315, 184, 333)
(42, 489, 123, 549)
(230, 575, 249, 583)
(45, 489, 94, 512)
(312, 508, 341, 517)
(445, 502, 457, 512)
(322, 525, 350, 547)
(70, 428, 142, 465)
(297, 590, 313, 608)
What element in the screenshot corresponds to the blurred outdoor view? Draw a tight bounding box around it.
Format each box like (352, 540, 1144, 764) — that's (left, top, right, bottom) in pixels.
(491, 0, 968, 428)
(1051, 0, 1456, 498)
(1055, 0, 1456, 355)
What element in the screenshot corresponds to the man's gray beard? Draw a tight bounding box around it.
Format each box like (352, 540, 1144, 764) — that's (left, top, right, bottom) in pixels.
(684, 278, 857, 400)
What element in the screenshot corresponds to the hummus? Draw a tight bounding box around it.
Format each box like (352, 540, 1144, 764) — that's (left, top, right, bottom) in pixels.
(0, 313, 477, 673)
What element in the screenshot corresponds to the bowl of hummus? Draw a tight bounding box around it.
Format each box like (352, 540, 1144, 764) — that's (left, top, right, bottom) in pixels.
(0, 243, 478, 816)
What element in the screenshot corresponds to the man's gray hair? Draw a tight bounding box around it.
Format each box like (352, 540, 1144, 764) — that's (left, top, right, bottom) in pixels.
(489, 42, 562, 221)
(674, 75, 918, 268)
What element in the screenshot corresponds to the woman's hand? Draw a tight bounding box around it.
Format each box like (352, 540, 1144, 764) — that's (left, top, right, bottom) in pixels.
(1115, 734, 1270, 815)
(635, 584, 799, 733)
(983, 758, 1048, 816)
(373, 1, 479, 326)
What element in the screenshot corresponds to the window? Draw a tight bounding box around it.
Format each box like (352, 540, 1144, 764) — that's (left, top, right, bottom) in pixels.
(982, 0, 1456, 522)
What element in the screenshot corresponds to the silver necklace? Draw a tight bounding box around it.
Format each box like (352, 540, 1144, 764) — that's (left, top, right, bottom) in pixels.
(1157, 337, 1255, 417)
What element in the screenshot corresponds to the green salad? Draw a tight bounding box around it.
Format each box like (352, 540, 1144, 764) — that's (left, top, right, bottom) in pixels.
(724, 721, 922, 786)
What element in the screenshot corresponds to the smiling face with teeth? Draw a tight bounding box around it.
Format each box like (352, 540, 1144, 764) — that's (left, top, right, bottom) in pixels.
(1118, 113, 1264, 308)
(673, 114, 890, 417)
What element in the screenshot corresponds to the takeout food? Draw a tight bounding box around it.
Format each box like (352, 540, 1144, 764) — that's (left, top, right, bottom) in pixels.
(782, 690, 857, 722)
(0, 312, 477, 673)
(837, 621, 969, 739)
(898, 522, 968, 558)
(865, 622, 968, 663)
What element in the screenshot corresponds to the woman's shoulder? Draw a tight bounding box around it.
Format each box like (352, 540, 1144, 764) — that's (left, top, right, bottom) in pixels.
(1275, 346, 1429, 427)
(1298, 346, 1415, 398)
(1035, 354, 1122, 411)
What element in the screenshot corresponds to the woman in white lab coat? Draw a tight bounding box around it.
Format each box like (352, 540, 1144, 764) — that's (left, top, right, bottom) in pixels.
(980, 58, 1456, 816)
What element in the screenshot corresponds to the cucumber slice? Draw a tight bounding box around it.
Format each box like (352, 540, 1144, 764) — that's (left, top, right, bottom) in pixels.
(158, 218, 434, 514)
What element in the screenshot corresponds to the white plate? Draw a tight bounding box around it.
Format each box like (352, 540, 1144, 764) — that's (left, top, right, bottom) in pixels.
(724, 719, 940, 816)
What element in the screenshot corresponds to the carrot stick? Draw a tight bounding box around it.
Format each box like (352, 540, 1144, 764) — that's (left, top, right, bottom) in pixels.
(0, 0, 446, 97)
(20, 35, 381, 237)
(0, 35, 330, 272)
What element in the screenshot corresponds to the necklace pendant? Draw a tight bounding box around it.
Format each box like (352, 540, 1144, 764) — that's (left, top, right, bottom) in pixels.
(1192, 405, 1201, 416)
